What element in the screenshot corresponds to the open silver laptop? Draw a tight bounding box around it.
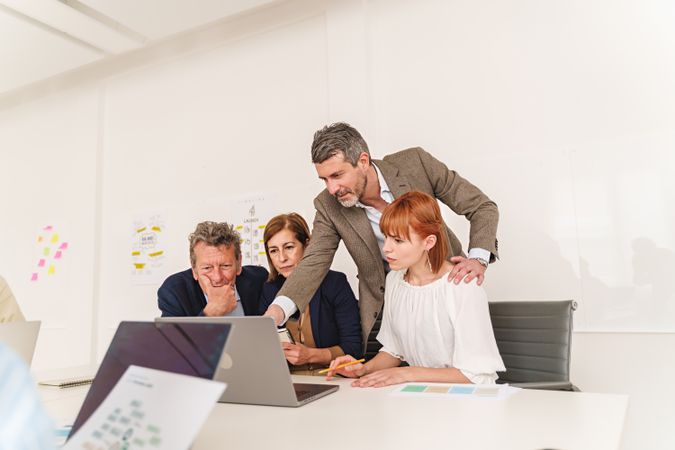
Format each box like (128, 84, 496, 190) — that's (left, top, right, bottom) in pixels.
(155, 316, 339, 407)
(0, 320, 41, 366)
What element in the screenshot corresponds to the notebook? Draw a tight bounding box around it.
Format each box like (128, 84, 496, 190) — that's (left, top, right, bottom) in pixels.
(155, 316, 339, 407)
(38, 376, 94, 388)
(0, 320, 41, 366)
(68, 320, 232, 439)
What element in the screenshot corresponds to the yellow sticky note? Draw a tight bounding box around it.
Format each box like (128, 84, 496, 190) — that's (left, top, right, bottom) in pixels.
(136, 227, 146, 233)
(151, 226, 161, 232)
(134, 263, 145, 269)
(47, 265, 55, 275)
(51, 234, 59, 244)
(148, 251, 164, 258)
(131, 251, 141, 256)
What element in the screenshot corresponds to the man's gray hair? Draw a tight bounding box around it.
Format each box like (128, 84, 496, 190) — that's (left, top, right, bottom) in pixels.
(189, 221, 241, 267)
(311, 122, 370, 166)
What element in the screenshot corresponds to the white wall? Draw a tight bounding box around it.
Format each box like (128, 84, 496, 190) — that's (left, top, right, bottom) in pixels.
(0, 87, 100, 369)
(1, 0, 674, 448)
(96, 11, 330, 354)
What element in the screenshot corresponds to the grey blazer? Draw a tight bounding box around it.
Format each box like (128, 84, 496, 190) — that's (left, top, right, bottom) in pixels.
(277, 147, 499, 346)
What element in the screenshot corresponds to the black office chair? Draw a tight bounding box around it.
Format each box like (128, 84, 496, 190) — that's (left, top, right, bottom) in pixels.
(364, 314, 383, 361)
(489, 300, 579, 391)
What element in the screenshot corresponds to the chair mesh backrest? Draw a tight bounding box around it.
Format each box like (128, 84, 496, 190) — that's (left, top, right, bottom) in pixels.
(488, 300, 575, 384)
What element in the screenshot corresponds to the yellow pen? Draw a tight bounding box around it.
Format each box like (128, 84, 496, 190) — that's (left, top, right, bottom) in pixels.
(317, 358, 365, 375)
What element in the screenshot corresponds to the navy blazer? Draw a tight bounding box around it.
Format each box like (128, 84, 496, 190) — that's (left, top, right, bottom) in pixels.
(259, 270, 362, 358)
(158, 265, 268, 317)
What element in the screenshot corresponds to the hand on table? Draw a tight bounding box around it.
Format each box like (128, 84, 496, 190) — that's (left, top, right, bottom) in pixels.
(350, 367, 412, 388)
(324, 355, 366, 380)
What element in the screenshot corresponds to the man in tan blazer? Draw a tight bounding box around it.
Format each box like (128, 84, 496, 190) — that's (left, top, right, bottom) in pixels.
(265, 123, 498, 350)
(0, 275, 26, 323)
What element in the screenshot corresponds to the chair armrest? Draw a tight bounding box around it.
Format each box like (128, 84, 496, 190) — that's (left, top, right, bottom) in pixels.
(510, 381, 578, 391)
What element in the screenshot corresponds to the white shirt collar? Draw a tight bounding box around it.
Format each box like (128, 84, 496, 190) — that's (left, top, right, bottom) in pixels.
(356, 162, 392, 209)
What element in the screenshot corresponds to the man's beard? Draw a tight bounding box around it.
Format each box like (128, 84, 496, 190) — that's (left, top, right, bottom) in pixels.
(335, 171, 367, 207)
(337, 192, 359, 207)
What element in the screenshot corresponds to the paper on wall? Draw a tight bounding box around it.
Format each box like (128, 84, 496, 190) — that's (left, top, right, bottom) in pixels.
(229, 194, 275, 269)
(131, 212, 167, 285)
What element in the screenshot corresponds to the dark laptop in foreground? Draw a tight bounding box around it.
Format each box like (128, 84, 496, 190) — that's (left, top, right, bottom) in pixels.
(69, 321, 232, 438)
(155, 316, 339, 407)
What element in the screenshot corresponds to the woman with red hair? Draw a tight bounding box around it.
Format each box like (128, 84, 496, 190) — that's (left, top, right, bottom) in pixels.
(326, 191, 504, 387)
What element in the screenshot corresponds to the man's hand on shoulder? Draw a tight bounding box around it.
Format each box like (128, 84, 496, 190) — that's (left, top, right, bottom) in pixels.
(448, 256, 487, 286)
(199, 275, 237, 316)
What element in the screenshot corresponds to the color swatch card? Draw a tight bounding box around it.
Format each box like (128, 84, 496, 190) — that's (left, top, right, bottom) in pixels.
(391, 383, 519, 400)
(64, 365, 226, 450)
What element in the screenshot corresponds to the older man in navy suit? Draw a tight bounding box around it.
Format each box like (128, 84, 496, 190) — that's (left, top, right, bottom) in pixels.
(158, 221, 267, 317)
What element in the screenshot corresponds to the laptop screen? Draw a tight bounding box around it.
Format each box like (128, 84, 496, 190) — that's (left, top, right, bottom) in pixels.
(69, 321, 231, 437)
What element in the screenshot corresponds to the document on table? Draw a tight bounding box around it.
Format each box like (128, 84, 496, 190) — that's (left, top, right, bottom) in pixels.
(391, 383, 520, 400)
(63, 365, 226, 450)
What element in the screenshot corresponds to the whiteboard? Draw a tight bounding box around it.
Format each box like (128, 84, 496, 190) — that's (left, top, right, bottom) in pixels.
(368, 0, 675, 331)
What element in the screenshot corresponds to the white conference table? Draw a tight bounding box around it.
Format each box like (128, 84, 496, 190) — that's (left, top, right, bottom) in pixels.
(40, 375, 628, 450)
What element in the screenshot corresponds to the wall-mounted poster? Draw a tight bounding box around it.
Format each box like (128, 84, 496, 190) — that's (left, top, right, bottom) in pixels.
(230, 194, 274, 270)
(131, 213, 167, 285)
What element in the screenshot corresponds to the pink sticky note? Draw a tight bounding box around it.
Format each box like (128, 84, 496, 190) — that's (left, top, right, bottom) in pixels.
(59, 242, 69, 250)
(43, 225, 53, 231)
(30, 273, 38, 281)
(38, 259, 45, 267)
(54, 251, 62, 259)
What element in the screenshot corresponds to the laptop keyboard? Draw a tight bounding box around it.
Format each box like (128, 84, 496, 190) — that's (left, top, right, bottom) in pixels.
(293, 383, 338, 404)
(294, 386, 312, 402)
